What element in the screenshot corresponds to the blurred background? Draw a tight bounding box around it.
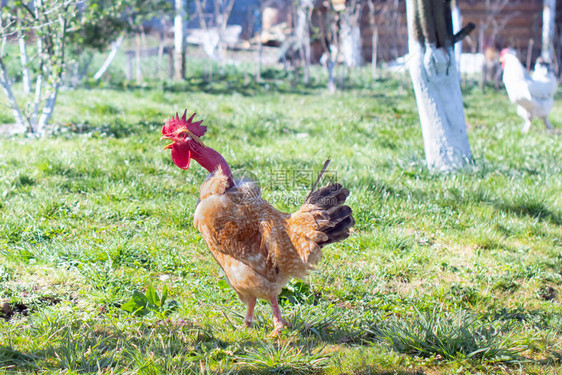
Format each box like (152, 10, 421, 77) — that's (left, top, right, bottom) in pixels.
(1, 0, 561, 120)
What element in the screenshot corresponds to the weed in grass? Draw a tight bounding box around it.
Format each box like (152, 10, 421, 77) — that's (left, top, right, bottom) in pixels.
(0, 266, 14, 282)
(236, 340, 330, 374)
(375, 305, 530, 364)
(121, 285, 180, 318)
(446, 283, 483, 307)
(279, 279, 317, 306)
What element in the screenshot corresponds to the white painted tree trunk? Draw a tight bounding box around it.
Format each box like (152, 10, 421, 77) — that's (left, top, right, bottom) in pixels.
(18, 33, 32, 94)
(408, 42, 472, 170)
(31, 27, 44, 129)
(31, 72, 42, 127)
(94, 34, 124, 80)
(0, 0, 66, 135)
(406, 0, 472, 171)
(451, 1, 462, 75)
(135, 32, 142, 84)
(340, 15, 362, 68)
(0, 58, 27, 127)
(35, 83, 59, 135)
(371, 26, 378, 80)
(174, 0, 186, 80)
(541, 0, 556, 61)
(256, 36, 262, 81)
(327, 54, 336, 94)
(295, 0, 312, 84)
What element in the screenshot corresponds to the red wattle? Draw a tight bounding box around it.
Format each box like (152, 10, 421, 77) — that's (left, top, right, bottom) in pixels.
(171, 146, 191, 170)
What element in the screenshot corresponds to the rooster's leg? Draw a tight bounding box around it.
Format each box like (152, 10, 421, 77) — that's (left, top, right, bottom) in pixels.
(269, 296, 290, 333)
(542, 117, 553, 131)
(522, 118, 533, 133)
(244, 297, 257, 328)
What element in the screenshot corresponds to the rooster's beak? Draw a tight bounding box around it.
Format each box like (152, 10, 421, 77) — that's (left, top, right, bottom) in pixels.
(160, 135, 174, 150)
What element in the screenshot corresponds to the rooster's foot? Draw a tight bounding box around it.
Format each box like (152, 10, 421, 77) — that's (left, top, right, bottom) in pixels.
(269, 317, 291, 335)
(269, 296, 291, 335)
(269, 321, 290, 336)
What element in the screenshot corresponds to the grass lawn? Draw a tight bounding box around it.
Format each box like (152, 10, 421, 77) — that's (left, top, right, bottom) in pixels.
(1, 64, 561, 374)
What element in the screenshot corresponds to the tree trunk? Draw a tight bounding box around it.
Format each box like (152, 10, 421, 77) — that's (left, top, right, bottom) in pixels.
(18, 32, 32, 94)
(541, 0, 556, 61)
(126, 54, 133, 81)
(451, 0, 462, 76)
(295, 0, 312, 84)
(406, 0, 472, 171)
(340, 4, 363, 69)
(0, 58, 27, 128)
(34, 12, 67, 135)
(94, 34, 125, 80)
(135, 32, 142, 84)
(158, 24, 166, 81)
(31, 23, 44, 129)
(77, 54, 93, 82)
(256, 35, 262, 82)
(174, 0, 186, 80)
(36, 83, 59, 134)
(327, 57, 336, 94)
(31, 71, 43, 127)
(526, 39, 534, 69)
(372, 26, 378, 80)
(319, 8, 340, 94)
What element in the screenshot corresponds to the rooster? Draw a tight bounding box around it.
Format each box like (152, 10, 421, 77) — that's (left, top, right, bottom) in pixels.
(500, 48, 558, 132)
(160, 111, 354, 333)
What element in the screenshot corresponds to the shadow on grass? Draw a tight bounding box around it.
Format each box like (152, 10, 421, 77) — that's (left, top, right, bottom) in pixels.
(0, 321, 231, 373)
(0, 346, 39, 371)
(85, 75, 327, 97)
(83, 66, 393, 98)
(2, 306, 551, 374)
(362, 175, 562, 228)
(537, 351, 562, 367)
(57, 119, 162, 138)
(234, 365, 424, 375)
(494, 199, 562, 226)
(485, 306, 562, 331)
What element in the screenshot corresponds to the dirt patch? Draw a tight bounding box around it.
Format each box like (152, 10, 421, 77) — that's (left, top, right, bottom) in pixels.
(1, 300, 28, 321)
(1, 296, 62, 321)
(538, 286, 557, 301)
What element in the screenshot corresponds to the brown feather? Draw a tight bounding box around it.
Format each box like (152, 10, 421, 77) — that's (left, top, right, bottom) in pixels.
(193, 169, 354, 305)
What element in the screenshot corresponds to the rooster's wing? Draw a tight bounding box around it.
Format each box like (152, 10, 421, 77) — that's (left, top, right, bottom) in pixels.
(195, 193, 286, 282)
(527, 78, 556, 100)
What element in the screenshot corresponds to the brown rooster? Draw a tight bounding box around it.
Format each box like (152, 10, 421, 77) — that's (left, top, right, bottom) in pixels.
(161, 111, 354, 333)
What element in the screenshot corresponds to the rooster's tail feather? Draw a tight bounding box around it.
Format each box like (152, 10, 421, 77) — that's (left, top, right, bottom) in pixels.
(304, 183, 355, 247)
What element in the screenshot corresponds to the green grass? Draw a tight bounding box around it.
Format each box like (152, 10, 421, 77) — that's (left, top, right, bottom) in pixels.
(1, 57, 561, 374)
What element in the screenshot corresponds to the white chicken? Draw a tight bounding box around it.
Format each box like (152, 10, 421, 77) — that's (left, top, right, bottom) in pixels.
(500, 48, 558, 132)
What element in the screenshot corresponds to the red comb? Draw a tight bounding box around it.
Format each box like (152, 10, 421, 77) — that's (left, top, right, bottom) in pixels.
(500, 48, 515, 57)
(162, 110, 207, 137)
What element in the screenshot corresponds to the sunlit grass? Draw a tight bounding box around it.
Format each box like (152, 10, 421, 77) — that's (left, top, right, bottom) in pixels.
(0, 59, 561, 374)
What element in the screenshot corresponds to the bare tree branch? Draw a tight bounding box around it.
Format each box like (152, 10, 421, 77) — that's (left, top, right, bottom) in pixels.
(193, 0, 208, 29)
(0, 57, 27, 127)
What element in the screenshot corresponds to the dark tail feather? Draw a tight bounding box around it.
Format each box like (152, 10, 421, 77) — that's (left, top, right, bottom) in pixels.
(305, 183, 355, 247)
(306, 183, 349, 209)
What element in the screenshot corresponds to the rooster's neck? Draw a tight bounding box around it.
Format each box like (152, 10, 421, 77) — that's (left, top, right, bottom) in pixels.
(191, 146, 234, 186)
